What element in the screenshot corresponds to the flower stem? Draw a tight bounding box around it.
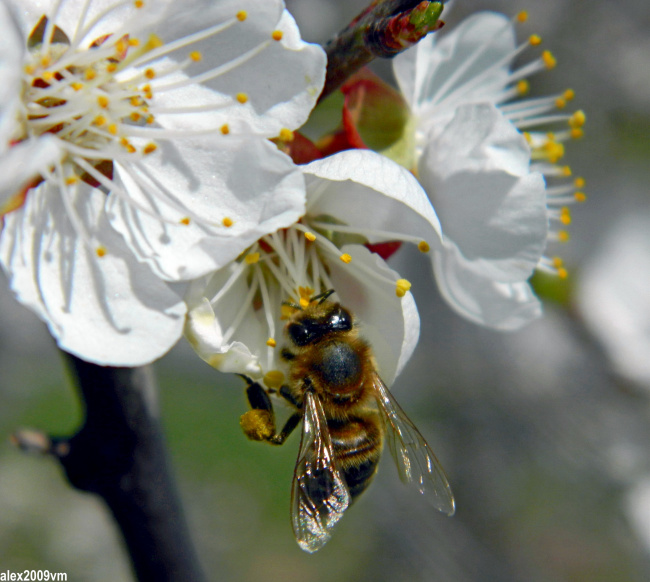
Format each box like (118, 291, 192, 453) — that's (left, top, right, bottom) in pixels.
(320, 0, 446, 101)
(57, 353, 206, 582)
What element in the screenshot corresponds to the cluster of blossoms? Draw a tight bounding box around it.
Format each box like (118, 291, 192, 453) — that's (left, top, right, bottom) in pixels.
(0, 1, 584, 391)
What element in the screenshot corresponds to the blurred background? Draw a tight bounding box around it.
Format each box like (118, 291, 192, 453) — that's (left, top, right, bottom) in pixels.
(2, 0, 650, 580)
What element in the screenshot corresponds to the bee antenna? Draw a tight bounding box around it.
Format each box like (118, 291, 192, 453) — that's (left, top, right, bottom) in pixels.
(313, 289, 335, 304)
(236, 374, 254, 385)
(282, 300, 302, 310)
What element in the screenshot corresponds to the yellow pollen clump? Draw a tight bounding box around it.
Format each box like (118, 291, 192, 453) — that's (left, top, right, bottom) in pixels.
(93, 115, 107, 127)
(574, 177, 586, 188)
(65, 176, 80, 185)
(558, 230, 570, 243)
(542, 50, 556, 69)
(569, 110, 586, 128)
(395, 279, 412, 298)
(190, 51, 202, 62)
(529, 34, 542, 46)
(85, 69, 97, 81)
(144, 68, 156, 79)
(564, 89, 575, 101)
(245, 252, 261, 265)
(97, 95, 109, 109)
(545, 141, 564, 163)
(221, 124, 230, 135)
(264, 370, 284, 389)
(236, 10, 248, 21)
(180, 217, 191, 225)
(278, 128, 293, 142)
(340, 253, 352, 264)
(143, 143, 157, 155)
(236, 92, 249, 104)
(222, 217, 234, 227)
(96, 246, 107, 258)
(574, 191, 587, 203)
(299, 297, 310, 308)
(271, 30, 283, 41)
(517, 80, 530, 95)
(418, 241, 430, 253)
(266, 338, 277, 348)
(516, 11, 528, 23)
(145, 34, 164, 50)
(304, 232, 316, 242)
(108, 123, 118, 135)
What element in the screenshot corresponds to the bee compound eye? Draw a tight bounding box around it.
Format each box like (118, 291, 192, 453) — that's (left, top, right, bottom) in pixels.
(288, 323, 311, 346)
(330, 307, 352, 331)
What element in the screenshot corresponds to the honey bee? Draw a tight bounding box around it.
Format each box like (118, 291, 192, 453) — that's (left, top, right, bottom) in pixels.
(239, 290, 455, 552)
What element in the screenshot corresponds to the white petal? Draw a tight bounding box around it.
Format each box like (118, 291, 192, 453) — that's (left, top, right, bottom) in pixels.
(303, 149, 442, 249)
(0, 181, 186, 365)
(394, 11, 515, 114)
(327, 244, 420, 385)
(0, 0, 23, 148)
(107, 136, 306, 281)
(419, 103, 547, 282)
(432, 245, 542, 330)
(0, 136, 61, 205)
(184, 271, 264, 377)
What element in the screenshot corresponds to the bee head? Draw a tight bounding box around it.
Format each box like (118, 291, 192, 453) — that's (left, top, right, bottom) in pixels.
(286, 300, 354, 347)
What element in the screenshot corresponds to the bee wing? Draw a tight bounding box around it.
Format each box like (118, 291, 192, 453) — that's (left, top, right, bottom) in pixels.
(373, 374, 456, 516)
(291, 390, 351, 553)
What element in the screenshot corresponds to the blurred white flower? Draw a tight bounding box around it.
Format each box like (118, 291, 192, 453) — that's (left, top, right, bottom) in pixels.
(578, 212, 650, 389)
(185, 149, 443, 388)
(393, 11, 586, 329)
(0, 0, 325, 365)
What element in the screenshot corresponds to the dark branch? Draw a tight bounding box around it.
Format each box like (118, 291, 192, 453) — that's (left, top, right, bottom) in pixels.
(320, 0, 446, 101)
(18, 354, 207, 582)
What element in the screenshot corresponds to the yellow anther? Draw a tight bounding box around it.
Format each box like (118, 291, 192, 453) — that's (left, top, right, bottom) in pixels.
(546, 132, 556, 140)
(558, 230, 570, 242)
(304, 232, 316, 242)
(560, 207, 571, 225)
(40, 55, 51, 67)
(96, 246, 107, 258)
(144, 68, 156, 79)
(180, 217, 190, 225)
(299, 297, 310, 308)
(97, 95, 109, 109)
(542, 50, 556, 69)
(266, 338, 277, 348)
(529, 34, 542, 46)
(279, 128, 294, 141)
(24, 64, 35, 75)
(221, 124, 230, 135)
(134, 0, 144, 8)
(516, 11, 528, 23)
(108, 123, 118, 135)
(42, 71, 54, 82)
(395, 279, 412, 298)
(264, 370, 284, 389)
(189, 51, 202, 62)
(569, 110, 586, 128)
(574, 177, 585, 188)
(129, 38, 140, 47)
(574, 191, 587, 203)
(564, 89, 575, 101)
(570, 128, 584, 139)
(236, 10, 248, 21)
(517, 80, 530, 95)
(115, 39, 128, 54)
(340, 253, 352, 264)
(557, 267, 568, 279)
(130, 96, 142, 106)
(235, 92, 249, 104)
(552, 257, 564, 269)
(142, 83, 152, 98)
(130, 112, 142, 122)
(523, 131, 532, 143)
(271, 30, 284, 41)
(142, 143, 157, 155)
(418, 241, 430, 253)
(93, 115, 107, 126)
(146, 114, 155, 124)
(145, 34, 164, 50)
(562, 165, 572, 176)
(71, 82, 83, 91)
(545, 141, 564, 163)
(222, 217, 234, 227)
(555, 97, 567, 109)
(85, 69, 97, 81)
(65, 176, 80, 185)
(245, 252, 261, 265)
(106, 63, 117, 73)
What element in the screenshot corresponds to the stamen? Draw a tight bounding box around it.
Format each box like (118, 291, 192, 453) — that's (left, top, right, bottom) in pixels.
(395, 279, 411, 297)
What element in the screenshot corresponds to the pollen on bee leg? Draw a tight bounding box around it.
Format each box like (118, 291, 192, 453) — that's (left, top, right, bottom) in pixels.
(240, 409, 274, 441)
(395, 279, 411, 298)
(264, 370, 285, 389)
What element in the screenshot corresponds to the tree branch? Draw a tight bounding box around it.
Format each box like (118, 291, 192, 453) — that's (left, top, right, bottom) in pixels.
(320, 0, 446, 102)
(14, 354, 206, 582)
